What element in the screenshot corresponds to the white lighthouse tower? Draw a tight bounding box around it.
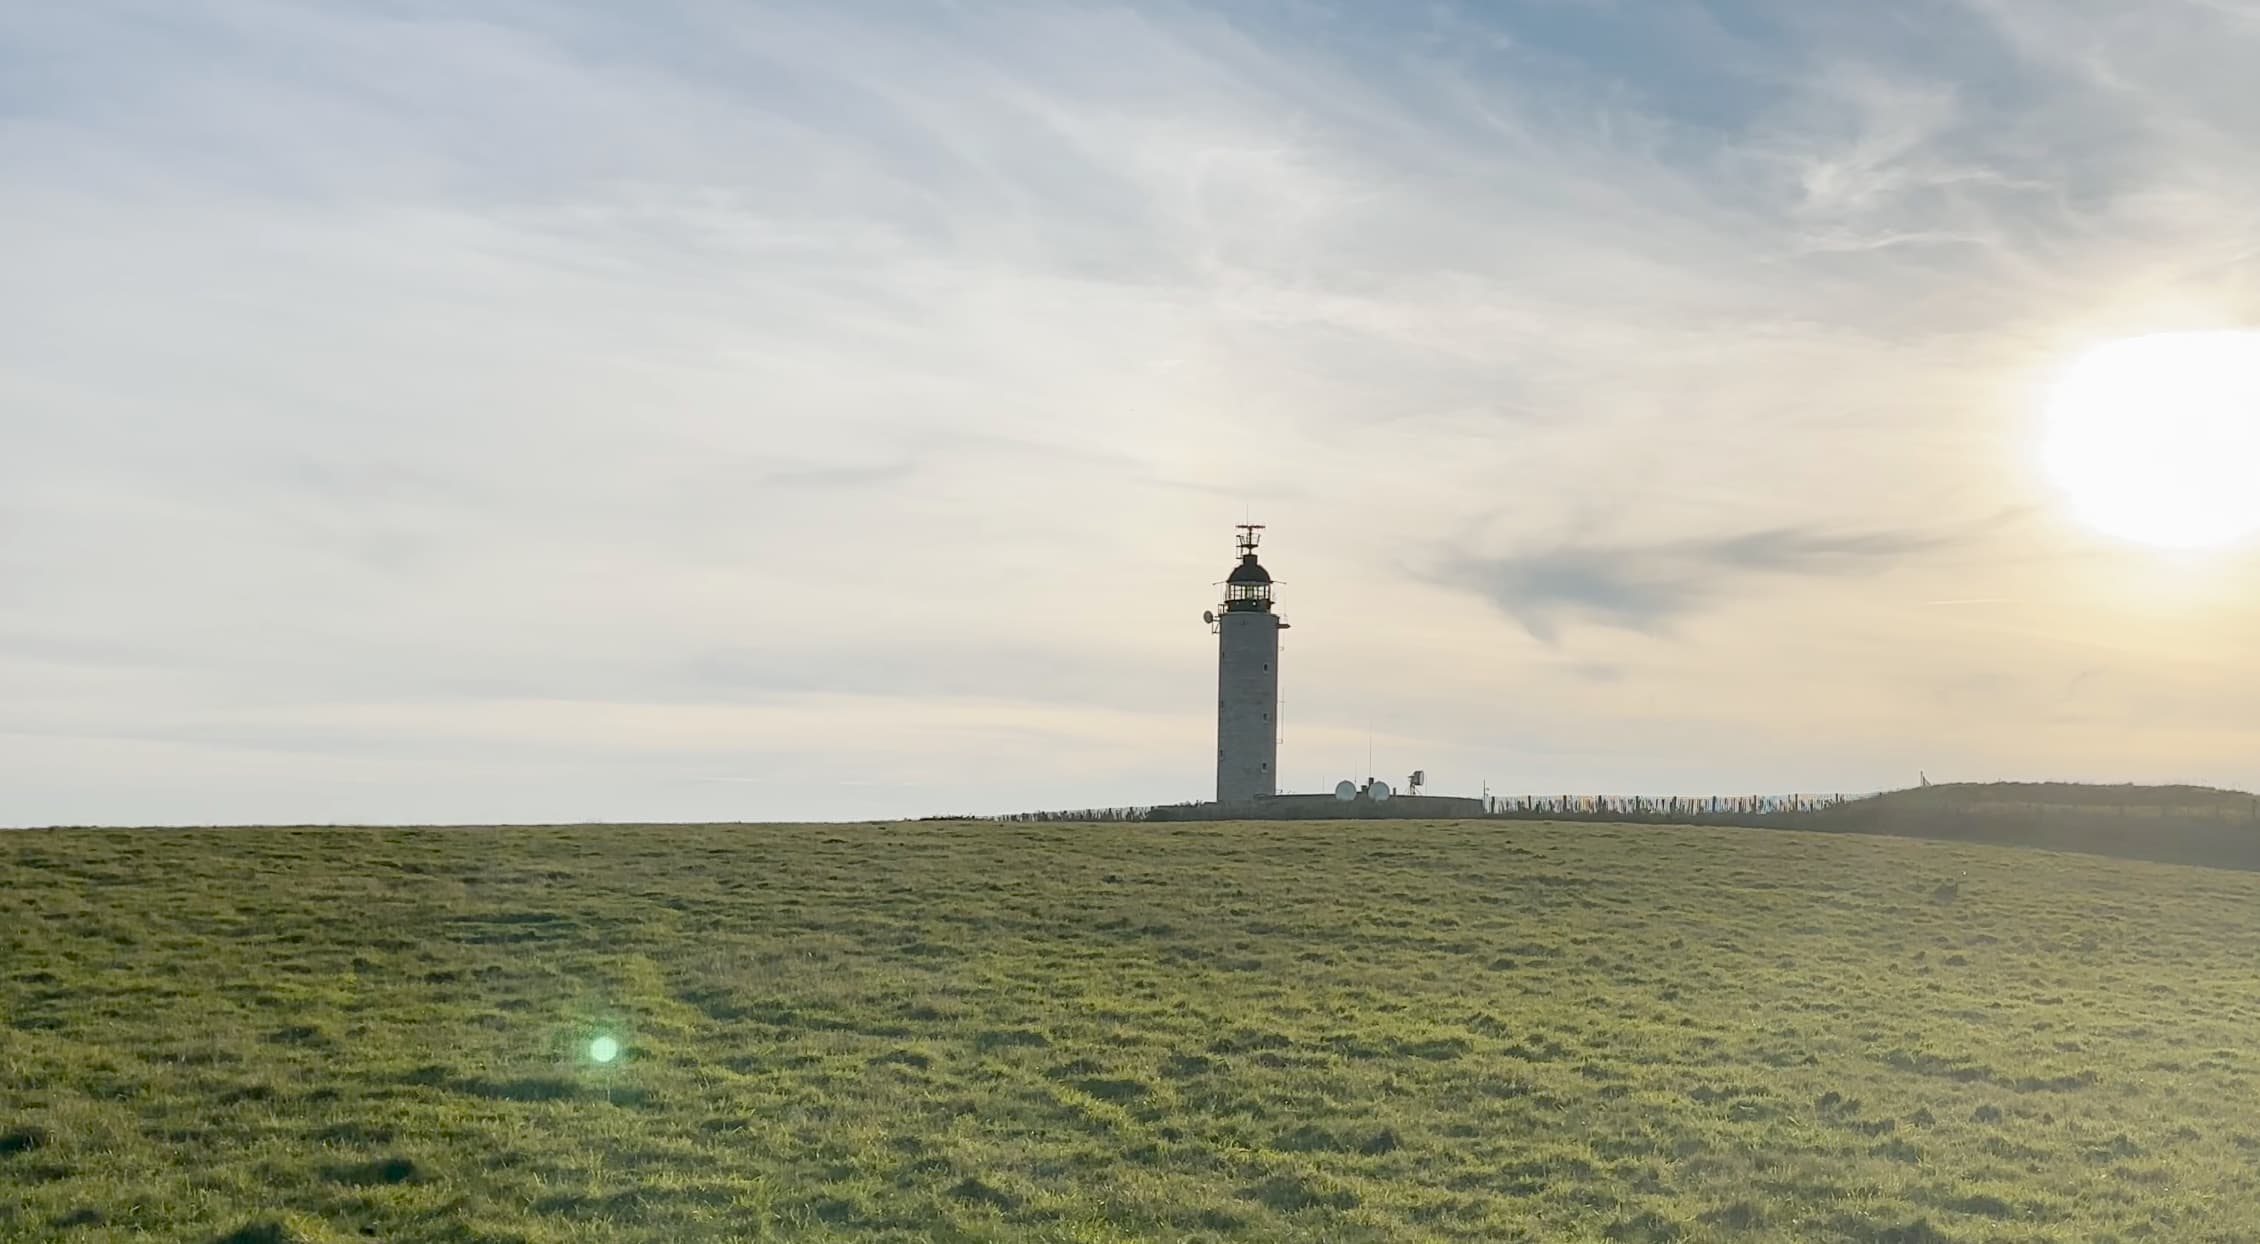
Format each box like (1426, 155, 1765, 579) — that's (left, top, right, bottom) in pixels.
(1212, 524, 1288, 805)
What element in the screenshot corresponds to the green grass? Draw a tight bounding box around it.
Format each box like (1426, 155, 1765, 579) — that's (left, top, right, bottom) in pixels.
(6, 820, 2260, 1243)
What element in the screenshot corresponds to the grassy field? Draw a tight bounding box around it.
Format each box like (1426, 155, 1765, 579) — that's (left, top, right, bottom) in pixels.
(6, 820, 2260, 1243)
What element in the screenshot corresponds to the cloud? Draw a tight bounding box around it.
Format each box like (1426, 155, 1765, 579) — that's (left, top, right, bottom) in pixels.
(9, 1, 2260, 821)
(1451, 524, 1957, 643)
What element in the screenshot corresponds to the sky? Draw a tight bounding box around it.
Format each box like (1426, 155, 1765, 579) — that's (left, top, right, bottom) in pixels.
(10, 1, 2260, 826)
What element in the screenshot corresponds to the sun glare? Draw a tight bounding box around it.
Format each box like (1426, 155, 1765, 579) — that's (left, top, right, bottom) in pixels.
(2044, 331, 2260, 549)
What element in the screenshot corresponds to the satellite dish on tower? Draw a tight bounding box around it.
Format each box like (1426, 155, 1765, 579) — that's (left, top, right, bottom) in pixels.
(1369, 780, 1393, 802)
(1334, 779, 1357, 801)
(1202, 610, 1215, 624)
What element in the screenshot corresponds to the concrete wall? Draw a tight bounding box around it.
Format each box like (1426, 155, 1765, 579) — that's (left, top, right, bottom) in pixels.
(1257, 793, 1486, 818)
(1215, 609, 1280, 804)
(1160, 793, 1488, 821)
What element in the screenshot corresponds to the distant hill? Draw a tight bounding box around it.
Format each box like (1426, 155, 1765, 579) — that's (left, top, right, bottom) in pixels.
(1799, 780, 2260, 871)
(1846, 780, 2260, 817)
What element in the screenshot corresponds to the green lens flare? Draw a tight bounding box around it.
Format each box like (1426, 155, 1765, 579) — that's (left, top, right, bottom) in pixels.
(589, 1035, 620, 1064)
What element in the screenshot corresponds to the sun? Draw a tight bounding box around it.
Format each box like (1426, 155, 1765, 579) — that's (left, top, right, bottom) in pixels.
(2043, 330, 2260, 549)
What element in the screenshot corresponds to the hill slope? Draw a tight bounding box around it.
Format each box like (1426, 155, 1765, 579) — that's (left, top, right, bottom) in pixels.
(1800, 780, 2260, 870)
(8, 820, 2260, 1242)
(1855, 780, 2260, 816)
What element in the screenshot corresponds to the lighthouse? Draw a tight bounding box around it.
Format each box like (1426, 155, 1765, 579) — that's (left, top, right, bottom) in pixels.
(1212, 524, 1288, 805)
